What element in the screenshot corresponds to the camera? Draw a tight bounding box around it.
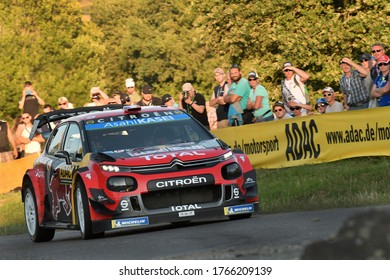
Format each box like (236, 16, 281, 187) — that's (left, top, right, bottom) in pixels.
(121, 95, 131, 104)
(25, 90, 33, 96)
(183, 90, 190, 99)
(91, 95, 101, 101)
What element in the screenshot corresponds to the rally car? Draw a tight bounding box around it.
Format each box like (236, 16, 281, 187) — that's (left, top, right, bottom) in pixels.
(21, 105, 259, 242)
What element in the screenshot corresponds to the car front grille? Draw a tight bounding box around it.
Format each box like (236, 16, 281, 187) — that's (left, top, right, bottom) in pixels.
(141, 185, 222, 210)
(118, 157, 222, 174)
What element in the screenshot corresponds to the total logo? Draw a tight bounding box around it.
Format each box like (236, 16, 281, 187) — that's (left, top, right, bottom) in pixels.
(141, 151, 206, 161)
(171, 204, 201, 212)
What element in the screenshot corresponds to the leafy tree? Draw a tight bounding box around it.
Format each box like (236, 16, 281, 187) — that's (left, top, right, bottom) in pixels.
(0, 0, 389, 121)
(91, 0, 221, 99)
(0, 0, 105, 120)
(194, 0, 390, 102)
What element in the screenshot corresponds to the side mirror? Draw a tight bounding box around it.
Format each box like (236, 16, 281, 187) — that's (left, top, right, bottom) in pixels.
(54, 150, 71, 165)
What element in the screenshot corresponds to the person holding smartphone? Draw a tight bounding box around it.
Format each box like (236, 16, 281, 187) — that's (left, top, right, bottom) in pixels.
(18, 81, 45, 119)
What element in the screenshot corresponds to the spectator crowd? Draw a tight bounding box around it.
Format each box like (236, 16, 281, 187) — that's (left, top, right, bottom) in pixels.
(1, 42, 389, 163)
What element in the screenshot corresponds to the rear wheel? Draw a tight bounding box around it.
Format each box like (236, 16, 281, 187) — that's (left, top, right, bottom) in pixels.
(75, 181, 104, 240)
(24, 187, 55, 242)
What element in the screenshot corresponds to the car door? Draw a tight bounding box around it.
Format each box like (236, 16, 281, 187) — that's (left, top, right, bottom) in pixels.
(45, 123, 73, 223)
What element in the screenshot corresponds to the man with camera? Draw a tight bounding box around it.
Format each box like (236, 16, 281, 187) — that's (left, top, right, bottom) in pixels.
(18, 81, 45, 119)
(179, 83, 209, 129)
(84, 87, 109, 107)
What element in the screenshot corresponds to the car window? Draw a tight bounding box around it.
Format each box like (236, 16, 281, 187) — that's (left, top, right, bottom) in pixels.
(46, 124, 68, 156)
(63, 123, 83, 162)
(85, 110, 213, 152)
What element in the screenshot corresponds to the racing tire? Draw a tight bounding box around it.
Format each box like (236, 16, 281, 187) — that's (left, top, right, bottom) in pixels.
(75, 180, 104, 240)
(228, 213, 252, 220)
(23, 187, 55, 242)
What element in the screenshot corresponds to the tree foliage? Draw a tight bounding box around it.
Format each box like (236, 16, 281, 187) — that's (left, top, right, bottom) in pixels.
(0, 0, 104, 119)
(0, 0, 389, 120)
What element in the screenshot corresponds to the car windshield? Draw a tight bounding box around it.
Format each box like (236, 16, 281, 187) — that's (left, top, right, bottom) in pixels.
(84, 109, 216, 153)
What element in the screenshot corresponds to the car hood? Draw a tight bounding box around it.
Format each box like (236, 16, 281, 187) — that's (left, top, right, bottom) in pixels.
(94, 142, 229, 166)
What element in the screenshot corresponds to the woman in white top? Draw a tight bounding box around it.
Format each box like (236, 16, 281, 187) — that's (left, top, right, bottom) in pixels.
(15, 113, 44, 156)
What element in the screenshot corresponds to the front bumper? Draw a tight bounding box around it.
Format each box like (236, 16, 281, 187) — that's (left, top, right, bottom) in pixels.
(91, 202, 259, 233)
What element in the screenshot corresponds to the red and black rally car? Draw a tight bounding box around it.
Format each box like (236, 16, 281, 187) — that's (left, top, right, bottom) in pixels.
(21, 105, 259, 241)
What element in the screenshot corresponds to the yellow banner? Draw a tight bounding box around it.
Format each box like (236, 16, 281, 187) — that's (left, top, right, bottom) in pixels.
(213, 107, 390, 169)
(0, 154, 38, 194)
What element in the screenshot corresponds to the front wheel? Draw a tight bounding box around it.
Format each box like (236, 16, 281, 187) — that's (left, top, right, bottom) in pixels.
(24, 187, 55, 242)
(75, 181, 104, 240)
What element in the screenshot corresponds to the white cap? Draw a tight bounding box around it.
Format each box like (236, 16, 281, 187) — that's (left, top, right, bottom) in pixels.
(125, 78, 135, 88)
(182, 83, 193, 91)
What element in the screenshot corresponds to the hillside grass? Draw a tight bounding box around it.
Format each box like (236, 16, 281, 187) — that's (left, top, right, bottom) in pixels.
(1, 156, 389, 236)
(258, 156, 390, 213)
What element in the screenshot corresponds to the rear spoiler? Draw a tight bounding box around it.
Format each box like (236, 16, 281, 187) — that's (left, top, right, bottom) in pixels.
(29, 104, 123, 140)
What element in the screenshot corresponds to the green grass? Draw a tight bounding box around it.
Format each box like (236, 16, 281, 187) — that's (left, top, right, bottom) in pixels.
(0, 191, 26, 236)
(257, 156, 390, 213)
(1, 156, 390, 236)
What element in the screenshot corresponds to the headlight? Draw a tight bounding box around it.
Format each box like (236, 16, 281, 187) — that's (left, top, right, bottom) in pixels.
(107, 177, 137, 192)
(220, 151, 233, 161)
(222, 163, 242, 180)
(101, 165, 120, 172)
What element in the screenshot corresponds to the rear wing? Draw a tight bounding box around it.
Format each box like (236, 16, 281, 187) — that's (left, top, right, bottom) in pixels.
(29, 104, 123, 140)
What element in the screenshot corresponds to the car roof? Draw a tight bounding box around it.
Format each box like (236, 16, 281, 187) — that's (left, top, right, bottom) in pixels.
(68, 105, 179, 123)
(29, 105, 179, 140)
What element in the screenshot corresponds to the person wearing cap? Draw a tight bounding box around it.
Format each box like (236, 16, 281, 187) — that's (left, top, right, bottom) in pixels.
(125, 78, 141, 104)
(272, 101, 292, 121)
(161, 94, 178, 108)
(359, 53, 378, 108)
(314, 98, 328, 114)
(371, 55, 390, 107)
(246, 71, 274, 122)
(359, 53, 375, 106)
(223, 64, 250, 126)
(339, 57, 370, 110)
(136, 84, 161, 106)
(57, 96, 74, 110)
(84, 86, 109, 107)
(209, 67, 230, 129)
(179, 83, 209, 129)
(322, 87, 343, 113)
(281, 62, 312, 116)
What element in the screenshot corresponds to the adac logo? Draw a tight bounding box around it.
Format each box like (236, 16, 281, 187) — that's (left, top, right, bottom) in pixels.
(85, 120, 95, 125)
(285, 120, 320, 161)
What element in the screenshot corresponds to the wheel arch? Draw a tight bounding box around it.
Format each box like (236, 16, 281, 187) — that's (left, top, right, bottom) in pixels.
(71, 173, 88, 225)
(21, 174, 46, 226)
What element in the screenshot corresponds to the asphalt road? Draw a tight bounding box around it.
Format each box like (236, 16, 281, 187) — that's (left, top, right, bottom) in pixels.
(0, 206, 381, 260)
